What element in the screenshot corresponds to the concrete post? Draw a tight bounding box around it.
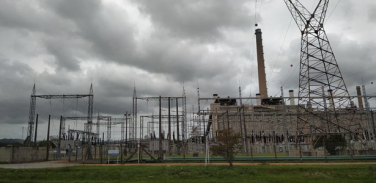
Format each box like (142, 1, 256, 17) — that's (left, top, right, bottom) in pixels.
(68, 144, 71, 162)
(75, 145, 78, 162)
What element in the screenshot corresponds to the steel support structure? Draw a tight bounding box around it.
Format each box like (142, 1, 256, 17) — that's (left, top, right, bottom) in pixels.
(133, 94, 186, 141)
(284, 0, 360, 161)
(26, 84, 36, 146)
(26, 84, 94, 146)
(284, 0, 357, 135)
(132, 87, 137, 140)
(182, 87, 187, 141)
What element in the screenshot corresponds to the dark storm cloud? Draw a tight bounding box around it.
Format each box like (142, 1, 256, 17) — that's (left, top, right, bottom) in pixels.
(134, 0, 253, 42)
(42, 0, 137, 71)
(5, 0, 255, 85)
(0, 60, 35, 124)
(329, 34, 376, 91)
(0, 0, 66, 33)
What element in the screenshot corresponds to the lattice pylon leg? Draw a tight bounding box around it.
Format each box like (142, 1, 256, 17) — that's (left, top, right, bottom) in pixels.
(285, 0, 357, 138)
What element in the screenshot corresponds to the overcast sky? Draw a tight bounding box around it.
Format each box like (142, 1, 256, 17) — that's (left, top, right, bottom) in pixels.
(1, 0, 375, 140)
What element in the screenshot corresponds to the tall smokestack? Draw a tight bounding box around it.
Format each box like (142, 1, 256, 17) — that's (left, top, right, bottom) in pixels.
(289, 90, 295, 105)
(255, 28, 268, 98)
(356, 86, 363, 110)
(256, 93, 261, 106)
(328, 89, 334, 110)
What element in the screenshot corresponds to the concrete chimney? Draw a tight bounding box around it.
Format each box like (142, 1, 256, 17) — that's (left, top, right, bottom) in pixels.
(356, 86, 363, 110)
(328, 89, 334, 110)
(255, 28, 268, 98)
(350, 101, 355, 108)
(256, 93, 261, 106)
(307, 101, 312, 112)
(289, 90, 295, 105)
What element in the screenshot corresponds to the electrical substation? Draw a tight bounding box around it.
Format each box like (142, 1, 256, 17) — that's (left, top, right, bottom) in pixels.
(2, 0, 376, 164)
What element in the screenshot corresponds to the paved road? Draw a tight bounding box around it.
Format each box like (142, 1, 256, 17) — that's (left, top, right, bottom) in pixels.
(0, 160, 80, 169)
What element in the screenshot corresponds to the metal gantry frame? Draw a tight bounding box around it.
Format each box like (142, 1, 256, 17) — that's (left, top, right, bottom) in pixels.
(132, 89, 187, 141)
(26, 84, 94, 146)
(65, 116, 131, 144)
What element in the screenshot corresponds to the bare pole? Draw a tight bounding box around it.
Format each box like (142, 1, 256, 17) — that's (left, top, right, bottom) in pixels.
(125, 112, 128, 156)
(176, 99, 180, 142)
(168, 97, 171, 155)
(159, 96, 163, 160)
(238, 107, 244, 153)
(133, 86, 137, 140)
(46, 114, 51, 161)
(58, 115, 63, 159)
(242, 106, 249, 155)
(273, 131, 277, 162)
(197, 87, 201, 144)
(176, 98, 180, 155)
(34, 114, 39, 147)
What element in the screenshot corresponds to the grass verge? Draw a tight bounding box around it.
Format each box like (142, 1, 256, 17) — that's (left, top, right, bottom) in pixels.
(0, 164, 375, 183)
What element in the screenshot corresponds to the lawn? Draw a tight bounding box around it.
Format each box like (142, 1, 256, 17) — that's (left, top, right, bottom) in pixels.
(1, 164, 375, 183)
(165, 152, 287, 158)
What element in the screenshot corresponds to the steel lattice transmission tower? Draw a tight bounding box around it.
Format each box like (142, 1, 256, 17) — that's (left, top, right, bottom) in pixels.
(285, 0, 356, 135)
(26, 84, 36, 145)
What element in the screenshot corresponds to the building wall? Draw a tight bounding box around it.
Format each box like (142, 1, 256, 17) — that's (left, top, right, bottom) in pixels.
(210, 103, 375, 143)
(0, 147, 47, 163)
(0, 147, 12, 162)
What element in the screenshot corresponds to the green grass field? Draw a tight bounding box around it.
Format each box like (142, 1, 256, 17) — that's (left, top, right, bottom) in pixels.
(1, 164, 375, 183)
(165, 152, 287, 158)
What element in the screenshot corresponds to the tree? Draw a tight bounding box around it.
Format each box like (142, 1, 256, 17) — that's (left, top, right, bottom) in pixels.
(210, 128, 243, 166)
(313, 134, 347, 155)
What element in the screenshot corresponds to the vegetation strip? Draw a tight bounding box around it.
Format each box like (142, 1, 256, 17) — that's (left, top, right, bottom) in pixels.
(1, 164, 375, 183)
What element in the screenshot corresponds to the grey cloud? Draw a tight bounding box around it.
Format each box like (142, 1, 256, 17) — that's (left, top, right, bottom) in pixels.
(0, 60, 36, 124)
(134, 0, 254, 42)
(368, 6, 376, 23)
(44, 38, 81, 71)
(44, 0, 137, 69)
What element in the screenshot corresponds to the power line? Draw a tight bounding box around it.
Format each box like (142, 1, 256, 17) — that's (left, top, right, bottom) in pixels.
(326, 0, 341, 24)
(269, 17, 293, 82)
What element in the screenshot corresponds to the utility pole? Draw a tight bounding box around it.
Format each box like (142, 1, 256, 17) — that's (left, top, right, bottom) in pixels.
(176, 99, 180, 142)
(168, 97, 171, 155)
(176, 98, 180, 154)
(242, 106, 249, 155)
(125, 112, 128, 156)
(58, 115, 63, 159)
(34, 114, 39, 147)
(46, 115, 51, 161)
(159, 96, 162, 161)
